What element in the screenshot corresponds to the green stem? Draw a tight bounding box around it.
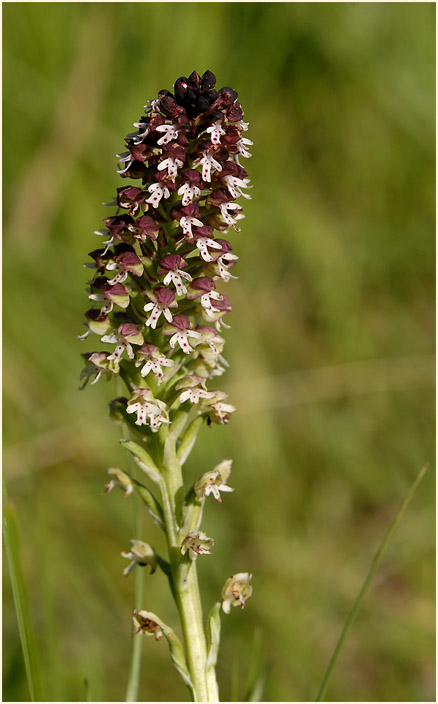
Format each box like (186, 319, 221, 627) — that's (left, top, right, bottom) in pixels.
(158, 433, 217, 702)
(315, 463, 429, 702)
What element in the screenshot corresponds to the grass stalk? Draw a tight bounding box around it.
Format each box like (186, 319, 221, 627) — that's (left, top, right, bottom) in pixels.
(315, 463, 429, 702)
(3, 478, 44, 702)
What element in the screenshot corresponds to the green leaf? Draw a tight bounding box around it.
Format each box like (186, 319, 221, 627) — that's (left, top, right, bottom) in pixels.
(206, 601, 221, 671)
(121, 440, 162, 484)
(169, 410, 189, 441)
(162, 625, 194, 694)
(133, 480, 164, 529)
(177, 416, 204, 465)
(3, 480, 44, 702)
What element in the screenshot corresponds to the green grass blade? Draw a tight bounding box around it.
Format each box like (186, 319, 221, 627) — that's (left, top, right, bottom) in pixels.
(3, 479, 44, 701)
(315, 463, 429, 702)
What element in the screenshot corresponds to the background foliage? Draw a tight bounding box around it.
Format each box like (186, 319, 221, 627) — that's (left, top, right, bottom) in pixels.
(3, 3, 435, 702)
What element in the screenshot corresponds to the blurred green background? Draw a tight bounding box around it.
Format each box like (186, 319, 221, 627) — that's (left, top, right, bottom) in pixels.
(3, 2, 435, 702)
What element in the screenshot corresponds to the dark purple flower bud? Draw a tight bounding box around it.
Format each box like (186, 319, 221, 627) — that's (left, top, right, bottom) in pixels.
(188, 70, 201, 88)
(118, 323, 144, 345)
(201, 70, 216, 91)
(158, 90, 179, 117)
(206, 189, 231, 207)
(181, 169, 203, 186)
(158, 254, 187, 274)
(226, 102, 244, 123)
(174, 76, 189, 102)
(149, 112, 166, 131)
(117, 186, 147, 216)
(154, 287, 176, 307)
(123, 161, 148, 179)
(215, 87, 238, 108)
(192, 224, 214, 238)
(222, 125, 242, 149)
(88, 248, 112, 271)
(164, 314, 191, 333)
(188, 277, 216, 296)
(135, 215, 159, 241)
(114, 250, 143, 277)
(103, 215, 135, 241)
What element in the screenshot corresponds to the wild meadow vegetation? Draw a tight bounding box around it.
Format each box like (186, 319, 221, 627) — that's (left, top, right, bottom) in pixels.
(3, 3, 435, 702)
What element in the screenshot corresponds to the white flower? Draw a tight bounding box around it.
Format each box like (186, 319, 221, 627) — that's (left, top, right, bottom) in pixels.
(180, 215, 203, 237)
(169, 328, 202, 354)
(200, 290, 223, 314)
(103, 467, 133, 497)
(101, 333, 134, 361)
(178, 182, 201, 206)
(221, 573, 253, 614)
(216, 252, 239, 282)
(146, 182, 170, 208)
(198, 152, 222, 182)
(194, 460, 234, 503)
(121, 540, 157, 576)
(164, 270, 191, 297)
(155, 123, 179, 145)
(206, 119, 225, 145)
(195, 237, 223, 262)
(223, 174, 252, 200)
(219, 202, 245, 226)
(236, 137, 253, 158)
(105, 260, 128, 285)
(132, 121, 150, 144)
(133, 610, 164, 640)
(178, 377, 216, 404)
(116, 151, 135, 175)
(144, 301, 174, 328)
(157, 155, 183, 178)
(126, 389, 170, 431)
(135, 346, 174, 384)
(181, 531, 214, 560)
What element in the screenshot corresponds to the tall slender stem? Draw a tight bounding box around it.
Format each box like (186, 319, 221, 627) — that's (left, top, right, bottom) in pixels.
(158, 434, 217, 702)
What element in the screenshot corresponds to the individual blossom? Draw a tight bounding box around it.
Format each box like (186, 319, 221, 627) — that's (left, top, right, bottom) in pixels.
(134, 344, 174, 383)
(126, 388, 170, 431)
(176, 375, 217, 404)
(101, 323, 144, 362)
(121, 539, 157, 576)
(158, 254, 192, 296)
(181, 531, 214, 560)
(221, 573, 253, 614)
(103, 467, 134, 497)
(79, 352, 119, 388)
(204, 392, 236, 424)
(144, 287, 178, 329)
(133, 610, 165, 640)
(194, 460, 234, 503)
(186, 277, 224, 314)
(163, 315, 202, 354)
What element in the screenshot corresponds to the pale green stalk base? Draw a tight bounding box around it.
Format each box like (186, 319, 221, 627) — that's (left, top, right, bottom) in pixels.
(158, 429, 219, 702)
(315, 463, 429, 702)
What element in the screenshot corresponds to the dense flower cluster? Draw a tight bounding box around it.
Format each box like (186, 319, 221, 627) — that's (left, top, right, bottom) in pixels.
(80, 70, 252, 434)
